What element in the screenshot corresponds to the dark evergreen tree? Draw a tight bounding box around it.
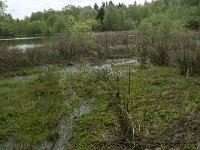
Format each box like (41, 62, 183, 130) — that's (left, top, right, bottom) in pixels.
(181, 0, 200, 6)
(164, 0, 170, 7)
(94, 3, 99, 11)
(96, 3, 105, 24)
(109, 1, 114, 5)
(134, 1, 137, 6)
(144, 0, 149, 5)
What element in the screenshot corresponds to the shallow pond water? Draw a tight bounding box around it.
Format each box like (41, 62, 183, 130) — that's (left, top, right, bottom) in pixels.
(9, 44, 42, 51)
(32, 104, 92, 150)
(0, 36, 48, 52)
(0, 37, 45, 41)
(0, 86, 11, 92)
(1, 58, 138, 84)
(5, 74, 39, 83)
(0, 138, 14, 150)
(54, 104, 92, 150)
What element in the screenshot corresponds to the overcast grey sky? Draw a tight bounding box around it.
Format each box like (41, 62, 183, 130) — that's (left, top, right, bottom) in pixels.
(6, 0, 150, 19)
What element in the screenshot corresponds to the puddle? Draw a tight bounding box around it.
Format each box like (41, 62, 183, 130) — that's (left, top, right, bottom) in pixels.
(58, 58, 137, 82)
(5, 74, 39, 83)
(33, 141, 54, 150)
(54, 104, 91, 150)
(0, 86, 11, 92)
(60, 65, 85, 76)
(9, 44, 42, 52)
(2, 58, 137, 84)
(90, 58, 138, 70)
(0, 138, 14, 150)
(31, 104, 91, 150)
(57, 58, 138, 85)
(0, 37, 46, 41)
(61, 58, 137, 73)
(0, 138, 53, 150)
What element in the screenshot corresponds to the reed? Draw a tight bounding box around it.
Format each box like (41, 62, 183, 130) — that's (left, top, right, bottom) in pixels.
(0, 31, 134, 73)
(135, 33, 200, 76)
(1, 31, 200, 76)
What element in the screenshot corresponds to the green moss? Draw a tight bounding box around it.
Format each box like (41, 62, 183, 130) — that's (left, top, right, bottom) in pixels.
(1, 67, 43, 79)
(0, 65, 199, 149)
(68, 65, 200, 149)
(0, 68, 69, 145)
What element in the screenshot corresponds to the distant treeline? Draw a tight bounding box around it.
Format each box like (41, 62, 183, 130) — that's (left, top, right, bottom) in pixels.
(0, 0, 200, 37)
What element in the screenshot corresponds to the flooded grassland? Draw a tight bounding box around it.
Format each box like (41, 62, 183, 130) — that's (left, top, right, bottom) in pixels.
(0, 33, 200, 149)
(0, 58, 200, 149)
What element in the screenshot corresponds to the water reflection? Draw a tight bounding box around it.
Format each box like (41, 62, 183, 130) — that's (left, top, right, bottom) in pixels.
(0, 37, 45, 41)
(0, 36, 48, 51)
(9, 44, 42, 51)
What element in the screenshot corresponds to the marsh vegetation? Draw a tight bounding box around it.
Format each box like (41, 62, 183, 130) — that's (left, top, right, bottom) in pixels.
(0, 0, 200, 149)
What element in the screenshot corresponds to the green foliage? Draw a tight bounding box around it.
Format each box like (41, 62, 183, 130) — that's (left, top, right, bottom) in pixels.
(92, 19, 103, 31)
(103, 4, 126, 31)
(62, 5, 81, 19)
(27, 20, 46, 35)
(138, 19, 153, 34)
(126, 5, 141, 23)
(53, 15, 70, 33)
(46, 14, 58, 27)
(1, 0, 200, 37)
(124, 18, 135, 30)
(185, 17, 200, 30)
(0, 0, 15, 37)
(96, 3, 105, 23)
(181, 0, 200, 6)
(71, 19, 94, 33)
(78, 6, 97, 21)
(138, 14, 185, 34)
(30, 11, 44, 22)
(0, 0, 6, 16)
(0, 14, 15, 37)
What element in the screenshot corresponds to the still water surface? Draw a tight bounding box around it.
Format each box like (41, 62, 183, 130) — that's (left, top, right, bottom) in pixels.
(0, 37, 48, 51)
